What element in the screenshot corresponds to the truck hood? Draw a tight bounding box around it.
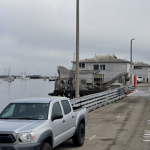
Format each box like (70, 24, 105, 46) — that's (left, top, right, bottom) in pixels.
(0, 119, 46, 133)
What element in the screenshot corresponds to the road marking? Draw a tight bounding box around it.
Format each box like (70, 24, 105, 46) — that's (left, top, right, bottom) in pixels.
(144, 136, 150, 138)
(143, 140, 150, 142)
(142, 124, 150, 142)
(115, 116, 127, 119)
(86, 136, 109, 140)
(89, 135, 96, 140)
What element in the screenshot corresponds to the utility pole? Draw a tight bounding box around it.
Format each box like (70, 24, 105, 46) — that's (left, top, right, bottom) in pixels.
(75, 0, 79, 98)
(130, 38, 135, 85)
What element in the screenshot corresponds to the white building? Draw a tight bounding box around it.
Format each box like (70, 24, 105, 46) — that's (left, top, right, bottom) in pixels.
(134, 62, 150, 82)
(72, 54, 132, 85)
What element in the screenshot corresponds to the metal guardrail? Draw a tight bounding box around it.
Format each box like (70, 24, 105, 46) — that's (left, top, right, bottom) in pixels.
(71, 85, 134, 112)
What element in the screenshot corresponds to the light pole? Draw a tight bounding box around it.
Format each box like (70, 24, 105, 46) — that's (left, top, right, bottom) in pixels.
(75, 0, 79, 98)
(130, 38, 135, 85)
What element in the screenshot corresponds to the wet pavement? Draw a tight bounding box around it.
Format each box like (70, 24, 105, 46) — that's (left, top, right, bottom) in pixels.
(127, 82, 150, 98)
(128, 87, 150, 97)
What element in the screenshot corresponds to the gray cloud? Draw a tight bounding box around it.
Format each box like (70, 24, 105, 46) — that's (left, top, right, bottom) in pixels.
(0, 0, 150, 75)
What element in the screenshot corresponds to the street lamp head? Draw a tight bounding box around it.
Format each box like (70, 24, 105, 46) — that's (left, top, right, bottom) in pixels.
(131, 38, 135, 40)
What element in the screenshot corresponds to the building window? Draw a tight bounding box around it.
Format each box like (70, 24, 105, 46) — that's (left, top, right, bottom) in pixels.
(134, 66, 142, 69)
(100, 65, 105, 70)
(94, 78, 103, 82)
(94, 65, 99, 70)
(79, 63, 85, 68)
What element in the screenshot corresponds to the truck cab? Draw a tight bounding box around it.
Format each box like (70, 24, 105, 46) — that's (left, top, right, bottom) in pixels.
(0, 97, 87, 150)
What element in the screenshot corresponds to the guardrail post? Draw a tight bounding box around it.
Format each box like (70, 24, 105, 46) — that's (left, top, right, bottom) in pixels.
(125, 82, 127, 93)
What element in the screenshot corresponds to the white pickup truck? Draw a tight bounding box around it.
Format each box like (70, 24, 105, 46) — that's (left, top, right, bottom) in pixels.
(0, 97, 87, 150)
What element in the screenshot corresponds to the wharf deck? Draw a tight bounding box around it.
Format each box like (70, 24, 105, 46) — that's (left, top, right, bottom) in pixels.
(53, 82, 150, 150)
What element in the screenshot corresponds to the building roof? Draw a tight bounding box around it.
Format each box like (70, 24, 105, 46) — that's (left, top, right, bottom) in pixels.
(72, 54, 130, 63)
(134, 61, 150, 66)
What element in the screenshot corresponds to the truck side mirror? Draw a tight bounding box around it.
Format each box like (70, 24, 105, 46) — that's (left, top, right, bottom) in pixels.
(52, 113, 63, 121)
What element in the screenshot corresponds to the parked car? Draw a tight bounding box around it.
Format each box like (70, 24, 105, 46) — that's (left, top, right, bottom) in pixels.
(0, 97, 87, 150)
(110, 83, 123, 90)
(137, 76, 143, 83)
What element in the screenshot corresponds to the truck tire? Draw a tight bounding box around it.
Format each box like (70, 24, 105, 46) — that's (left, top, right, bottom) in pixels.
(73, 123, 85, 147)
(41, 142, 52, 150)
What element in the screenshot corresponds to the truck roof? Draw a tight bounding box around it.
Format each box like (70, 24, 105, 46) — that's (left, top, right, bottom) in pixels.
(11, 96, 68, 103)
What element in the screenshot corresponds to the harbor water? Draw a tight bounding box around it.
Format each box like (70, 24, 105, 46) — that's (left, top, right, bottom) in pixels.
(0, 79, 55, 112)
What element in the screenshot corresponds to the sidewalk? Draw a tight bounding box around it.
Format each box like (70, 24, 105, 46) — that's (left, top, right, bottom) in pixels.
(136, 82, 150, 87)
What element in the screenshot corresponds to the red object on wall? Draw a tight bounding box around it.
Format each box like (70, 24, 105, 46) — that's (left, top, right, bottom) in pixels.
(134, 75, 137, 87)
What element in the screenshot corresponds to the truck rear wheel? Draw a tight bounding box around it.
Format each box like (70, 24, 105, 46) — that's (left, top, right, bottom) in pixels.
(73, 123, 85, 147)
(41, 142, 52, 150)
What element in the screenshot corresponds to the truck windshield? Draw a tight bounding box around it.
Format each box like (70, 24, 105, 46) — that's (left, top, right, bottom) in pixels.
(0, 103, 49, 120)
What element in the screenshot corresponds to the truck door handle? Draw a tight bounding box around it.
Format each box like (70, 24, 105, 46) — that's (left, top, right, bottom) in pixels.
(72, 116, 74, 118)
(63, 120, 65, 123)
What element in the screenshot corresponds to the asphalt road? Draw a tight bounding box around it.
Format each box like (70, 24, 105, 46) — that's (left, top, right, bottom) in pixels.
(54, 84, 150, 150)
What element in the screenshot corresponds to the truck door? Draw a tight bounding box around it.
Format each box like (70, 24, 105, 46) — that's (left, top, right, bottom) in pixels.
(61, 100, 76, 139)
(50, 101, 65, 147)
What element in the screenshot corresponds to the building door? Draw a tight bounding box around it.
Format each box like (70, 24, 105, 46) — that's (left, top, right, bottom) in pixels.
(94, 74, 104, 86)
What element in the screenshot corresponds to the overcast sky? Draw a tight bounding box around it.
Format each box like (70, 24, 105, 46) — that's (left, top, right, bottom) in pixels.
(0, 0, 150, 76)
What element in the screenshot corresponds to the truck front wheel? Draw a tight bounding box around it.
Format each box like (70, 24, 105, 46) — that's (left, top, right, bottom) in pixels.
(41, 142, 52, 150)
(73, 123, 85, 147)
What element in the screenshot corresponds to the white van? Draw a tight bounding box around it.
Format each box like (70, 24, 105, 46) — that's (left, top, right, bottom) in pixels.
(137, 76, 143, 83)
